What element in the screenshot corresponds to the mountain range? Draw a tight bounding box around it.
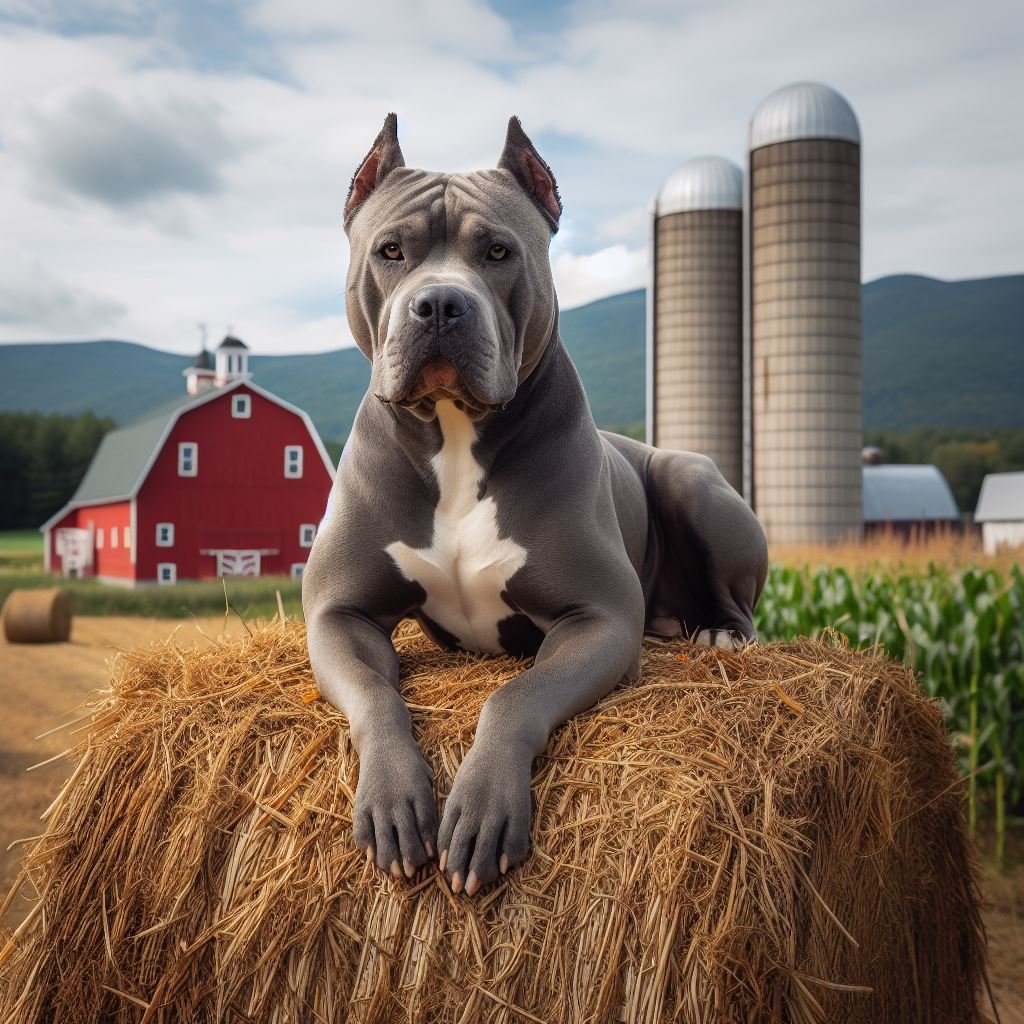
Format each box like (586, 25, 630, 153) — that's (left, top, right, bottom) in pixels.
(1, 274, 1020, 442)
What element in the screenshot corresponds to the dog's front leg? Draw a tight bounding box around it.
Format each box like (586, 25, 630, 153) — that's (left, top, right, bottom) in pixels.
(306, 608, 438, 879)
(437, 604, 643, 895)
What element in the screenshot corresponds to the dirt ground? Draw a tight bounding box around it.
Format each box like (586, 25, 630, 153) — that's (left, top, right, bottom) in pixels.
(1, 616, 1021, 1020)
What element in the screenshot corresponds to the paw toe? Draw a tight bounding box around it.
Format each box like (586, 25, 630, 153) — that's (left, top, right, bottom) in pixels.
(695, 628, 748, 652)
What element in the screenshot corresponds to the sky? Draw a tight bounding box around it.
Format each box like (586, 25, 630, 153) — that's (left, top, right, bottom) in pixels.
(0, 0, 1020, 355)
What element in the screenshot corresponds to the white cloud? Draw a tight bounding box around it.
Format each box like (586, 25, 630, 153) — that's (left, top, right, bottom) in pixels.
(247, 0, 518, 59)
(10, 86, 238, 208)
(0, 257, 125, 332)
(271, 315, 353, 354)
(0, 26, 151, 119)
(553, 244, 647, 309)
(0, 0, 140, 24)
(0, 0, 1020, 358)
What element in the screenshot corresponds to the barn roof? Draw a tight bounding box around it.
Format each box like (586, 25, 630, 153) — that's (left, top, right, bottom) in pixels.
(70, 394, 196, 505)
(862, 465, 960, 523)
(975, 472, 1024, 523)
(40, 381, 335, 532)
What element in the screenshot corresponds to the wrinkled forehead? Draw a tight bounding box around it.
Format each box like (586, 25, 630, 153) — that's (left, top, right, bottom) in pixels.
(349, 167, 548, 244)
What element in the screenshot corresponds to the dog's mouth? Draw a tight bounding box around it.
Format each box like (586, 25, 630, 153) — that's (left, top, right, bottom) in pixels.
(379, 357, 504, 420)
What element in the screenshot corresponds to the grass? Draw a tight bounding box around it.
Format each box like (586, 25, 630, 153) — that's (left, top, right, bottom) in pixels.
(0, 533, 302, 618)
(0, 551, 302, 619)
(0, 572, 303, 620)
(0, 531, 43, 554)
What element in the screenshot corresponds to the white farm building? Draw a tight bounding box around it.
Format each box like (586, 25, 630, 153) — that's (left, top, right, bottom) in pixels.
(974, 472, 1024, 555)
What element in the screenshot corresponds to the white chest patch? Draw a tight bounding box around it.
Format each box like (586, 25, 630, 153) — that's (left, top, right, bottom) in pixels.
(385, 401, 530, 655)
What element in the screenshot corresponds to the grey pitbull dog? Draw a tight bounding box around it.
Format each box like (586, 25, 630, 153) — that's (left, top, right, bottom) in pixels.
(303, 114, 768, 898)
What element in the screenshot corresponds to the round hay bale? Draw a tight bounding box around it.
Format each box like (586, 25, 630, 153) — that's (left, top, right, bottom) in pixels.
(0, 623, 987, 1023)
(1, 588, 72, 644)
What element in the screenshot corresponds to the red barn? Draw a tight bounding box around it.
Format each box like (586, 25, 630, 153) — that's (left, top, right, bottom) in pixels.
(41, 336, 334, 586)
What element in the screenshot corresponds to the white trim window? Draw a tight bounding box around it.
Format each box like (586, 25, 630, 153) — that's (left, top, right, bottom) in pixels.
(299, 523, 316, 548)
(156, 523, 175, 547)
(111, 526, 119, 548)
(290, 562, 305, 580)
(96, 528, 104, 549)
(157, 562, 177, 585)
(124, 526, 132, 550)
(178, 442, 198, 477)
(284, 445, 303, 479)
(232, 394, 251, 419)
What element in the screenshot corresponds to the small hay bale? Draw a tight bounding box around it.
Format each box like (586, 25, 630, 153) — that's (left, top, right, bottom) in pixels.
(0, 623, 986, 1023)
(1, 588, 72, 644)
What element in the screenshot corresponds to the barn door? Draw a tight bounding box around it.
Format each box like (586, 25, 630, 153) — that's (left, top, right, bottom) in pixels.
(57, 528, 92, 578)
(216, 550, 261, 577)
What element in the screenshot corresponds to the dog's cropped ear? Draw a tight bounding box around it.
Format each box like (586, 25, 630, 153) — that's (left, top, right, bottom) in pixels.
(344, 113, 406, 223)
(497, 116, 561, 233)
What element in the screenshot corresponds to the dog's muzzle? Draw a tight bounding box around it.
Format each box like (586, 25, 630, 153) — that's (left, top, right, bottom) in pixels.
(381, 353, 504, 420)
(375, 283, 510, 419)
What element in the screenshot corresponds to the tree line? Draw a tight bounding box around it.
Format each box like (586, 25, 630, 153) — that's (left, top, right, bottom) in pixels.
(0, 411, 116, 529)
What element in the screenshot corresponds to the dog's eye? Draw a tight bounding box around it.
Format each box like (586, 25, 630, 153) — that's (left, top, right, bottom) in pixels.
(380, 243, 403, 261)
(487, 244, 509, 262)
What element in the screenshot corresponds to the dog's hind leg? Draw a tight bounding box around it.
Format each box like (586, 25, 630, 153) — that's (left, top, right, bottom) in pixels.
(645, 449, 768, 644)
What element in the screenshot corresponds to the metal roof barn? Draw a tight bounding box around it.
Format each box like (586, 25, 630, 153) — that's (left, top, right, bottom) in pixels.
(40, 349, 334, 586)
(862, 465, 959, 523)
(974, 472, 1024, 522)
(974, 471, 1024, 554)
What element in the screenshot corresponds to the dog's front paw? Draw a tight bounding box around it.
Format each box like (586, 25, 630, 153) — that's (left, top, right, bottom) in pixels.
(353, 738, 438, 880)
(438, 742, 532, 897)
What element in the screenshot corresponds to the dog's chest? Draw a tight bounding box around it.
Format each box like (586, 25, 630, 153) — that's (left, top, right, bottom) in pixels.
(385, 402, 531, 655)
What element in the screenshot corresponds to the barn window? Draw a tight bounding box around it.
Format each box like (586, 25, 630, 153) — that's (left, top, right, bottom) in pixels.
(124, 526, 132, 551)
(284, 445, 304, 479)
(111, 527, 119, 548)
(178, 442, 198, 477)
(96, 528, 104, 549)
(157, 563, 177, 585)
(156, 523, 174, 547)
(299, 523, 316, 548)
(232, 394, 251, 419)
(290, 563, 305, 580)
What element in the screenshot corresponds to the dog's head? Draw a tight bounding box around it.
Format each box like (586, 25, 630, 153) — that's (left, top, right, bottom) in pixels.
(343, 114, 561, 421)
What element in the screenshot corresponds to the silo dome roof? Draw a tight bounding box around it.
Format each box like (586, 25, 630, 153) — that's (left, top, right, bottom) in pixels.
(656, 156, 742, 216)
(750, 82, 860, 150)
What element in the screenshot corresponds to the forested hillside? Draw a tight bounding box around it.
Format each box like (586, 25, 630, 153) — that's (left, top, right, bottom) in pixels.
(1, 274, 1021, 444)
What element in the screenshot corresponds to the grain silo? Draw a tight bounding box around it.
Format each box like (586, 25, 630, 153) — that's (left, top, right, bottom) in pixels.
(647, 156, 744, 492)
(747, 81, 863, 544)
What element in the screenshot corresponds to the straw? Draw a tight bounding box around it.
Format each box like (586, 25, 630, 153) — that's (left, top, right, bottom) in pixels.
(0, 622, 987, 1023)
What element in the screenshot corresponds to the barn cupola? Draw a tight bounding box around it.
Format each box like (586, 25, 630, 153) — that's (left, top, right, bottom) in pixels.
(183, 348, 216, 395)
(214, 334, 252, 387)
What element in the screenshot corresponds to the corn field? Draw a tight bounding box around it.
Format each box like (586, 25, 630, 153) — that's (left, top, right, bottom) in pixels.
(756, 561, 1024, 865)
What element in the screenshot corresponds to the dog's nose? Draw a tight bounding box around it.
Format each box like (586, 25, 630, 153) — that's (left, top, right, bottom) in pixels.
(408, 285, 470, 325)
